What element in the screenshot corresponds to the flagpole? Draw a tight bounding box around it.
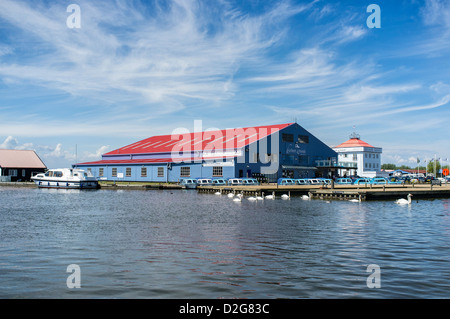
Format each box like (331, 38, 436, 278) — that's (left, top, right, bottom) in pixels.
(434, 154, 436, 177)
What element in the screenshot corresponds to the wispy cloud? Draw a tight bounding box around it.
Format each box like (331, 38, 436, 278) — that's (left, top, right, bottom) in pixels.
(0, 0, 307, 111)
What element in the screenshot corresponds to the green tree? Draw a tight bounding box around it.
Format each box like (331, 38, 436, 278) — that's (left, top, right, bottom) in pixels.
(381, 163, 396, 170)
(427, 160, 441, 175)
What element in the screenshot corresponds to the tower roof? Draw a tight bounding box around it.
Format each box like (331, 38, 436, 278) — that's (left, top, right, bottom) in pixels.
(334, 138, 375, 149)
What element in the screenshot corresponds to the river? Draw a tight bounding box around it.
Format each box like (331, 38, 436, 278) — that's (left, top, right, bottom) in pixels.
(0, 186, 449, 298)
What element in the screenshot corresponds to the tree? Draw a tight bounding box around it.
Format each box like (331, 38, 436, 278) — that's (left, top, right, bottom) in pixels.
(427, 160, 441, 175)
(381, 163, 396, 170)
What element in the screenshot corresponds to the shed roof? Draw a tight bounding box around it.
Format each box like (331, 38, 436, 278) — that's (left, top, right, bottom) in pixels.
(0, 149, 47, 169)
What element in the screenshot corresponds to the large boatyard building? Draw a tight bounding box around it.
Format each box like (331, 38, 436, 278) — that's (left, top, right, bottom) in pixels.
(75, 123, 341, 182)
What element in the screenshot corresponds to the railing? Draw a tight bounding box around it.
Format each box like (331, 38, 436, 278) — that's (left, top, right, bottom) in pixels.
(0, 176, 12, 182)
(315, 160, 357, 168)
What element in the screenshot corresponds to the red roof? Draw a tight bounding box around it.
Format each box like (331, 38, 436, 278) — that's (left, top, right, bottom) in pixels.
(334, 138, 375, 148)
(104, 123, 294, 156)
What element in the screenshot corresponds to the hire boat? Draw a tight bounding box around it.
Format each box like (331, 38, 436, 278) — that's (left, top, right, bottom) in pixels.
(31, 168, 99, 189)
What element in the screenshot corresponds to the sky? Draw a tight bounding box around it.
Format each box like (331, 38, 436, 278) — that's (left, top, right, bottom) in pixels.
(0, 0, 449, 168)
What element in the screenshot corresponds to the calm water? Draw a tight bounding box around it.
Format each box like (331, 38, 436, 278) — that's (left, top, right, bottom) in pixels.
(0, 186, 449, 299)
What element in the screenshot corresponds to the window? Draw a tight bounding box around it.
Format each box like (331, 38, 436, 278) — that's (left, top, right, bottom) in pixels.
(212, 166, 223, 177)
(157, 167, 164, 177)
(282, 133, 294, 142)
(22, 169, 26, 177)
(298, 135, 309, 144)
(8, 169, 17, 177)
(353, 154, 357, 161)
(180, 167, 190, 177)
(141, 167, 147, 177)
(126, 167, 132, 177)
(99, 168, 104, 177)
(112, 168, 117, 177)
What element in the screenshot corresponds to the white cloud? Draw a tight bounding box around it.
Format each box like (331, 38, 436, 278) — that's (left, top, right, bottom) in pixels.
(0, 0, 307, 111)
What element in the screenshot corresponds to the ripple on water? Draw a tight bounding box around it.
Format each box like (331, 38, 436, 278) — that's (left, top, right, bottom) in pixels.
(0, 187, 449, 298)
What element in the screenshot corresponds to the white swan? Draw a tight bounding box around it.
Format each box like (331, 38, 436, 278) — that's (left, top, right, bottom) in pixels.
(395, 194, 412, 205)
(281, 191, 290, 200)
(301, 192, 312, 200)
(256, 192, 264, 200)
(247, 195, 257, 201)
(349, 195, 362, 203)
(265, 191, 275, 200)
(233, 194, 243, 202)
(214, 191, 221, 195)
(227, 192, 235, 198)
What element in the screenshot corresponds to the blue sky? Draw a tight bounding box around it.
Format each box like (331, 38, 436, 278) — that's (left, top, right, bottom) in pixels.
(0, 0, 449, 168)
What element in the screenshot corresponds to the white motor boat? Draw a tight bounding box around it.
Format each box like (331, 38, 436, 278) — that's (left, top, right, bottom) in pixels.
(31, 168, 99, 189)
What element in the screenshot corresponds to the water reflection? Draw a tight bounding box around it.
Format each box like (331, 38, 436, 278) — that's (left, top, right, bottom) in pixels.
(0, 187, 449, 298)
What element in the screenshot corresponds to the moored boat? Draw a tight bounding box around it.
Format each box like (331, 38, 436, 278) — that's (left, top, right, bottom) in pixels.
(31, 168, 99, 189)
(179, 178, 197, 189)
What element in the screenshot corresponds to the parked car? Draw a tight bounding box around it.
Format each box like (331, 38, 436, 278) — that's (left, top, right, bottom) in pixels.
(277, 178, 296, 185)
(425, 176, 435, 183)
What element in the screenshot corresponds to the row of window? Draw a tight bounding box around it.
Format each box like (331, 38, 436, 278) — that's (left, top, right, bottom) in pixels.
(5, 169, 26, 177)
(340, 153, 380, 159)
(340, 154, 358, 161)
(281, 154, 310, 164)
(365, 163, 380, 169)
(95, 166, 224, 178)
(282, 133, 309, 144)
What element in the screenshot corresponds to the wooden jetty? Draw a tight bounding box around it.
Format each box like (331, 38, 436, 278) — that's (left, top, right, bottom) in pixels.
(197, 183, 450, 201)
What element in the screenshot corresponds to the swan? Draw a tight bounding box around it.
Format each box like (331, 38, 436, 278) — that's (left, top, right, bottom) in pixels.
(395, 194, 412, 205)
(301, 192, 312, 200)
(233, 194, 243, 202)
(349, 195, 362, 203)
(247, 195, 257, 201)
(256, 192, 264, 200)
(265, 191, 275, 200)
(227, 192, 235, 198)
(214, 191, 221, 195)
(281, 191, 291, 200)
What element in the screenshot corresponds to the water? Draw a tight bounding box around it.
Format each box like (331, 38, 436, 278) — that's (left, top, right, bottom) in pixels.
(0, 186, 449, 298)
